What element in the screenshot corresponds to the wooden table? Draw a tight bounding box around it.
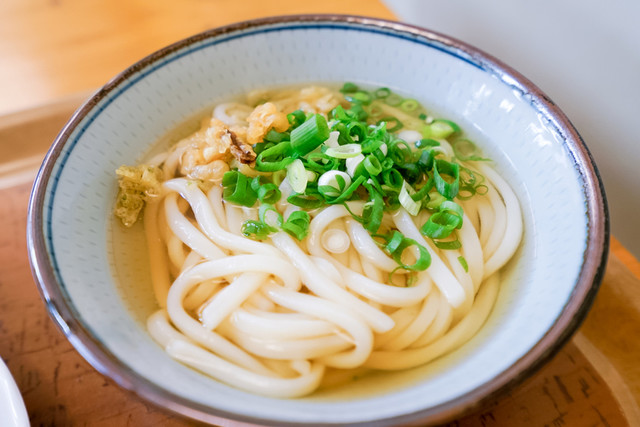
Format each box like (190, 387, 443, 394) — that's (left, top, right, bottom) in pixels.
(1, 1, 640, 426)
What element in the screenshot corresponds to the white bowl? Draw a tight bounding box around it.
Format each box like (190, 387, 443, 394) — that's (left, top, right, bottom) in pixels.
(27, 15, 608, 426)
(0, 358, 29, 427)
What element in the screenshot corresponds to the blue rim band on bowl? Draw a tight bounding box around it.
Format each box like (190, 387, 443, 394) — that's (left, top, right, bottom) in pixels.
(27, 14, 608, 426)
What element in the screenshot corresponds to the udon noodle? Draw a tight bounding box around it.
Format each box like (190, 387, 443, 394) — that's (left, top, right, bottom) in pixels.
(115, 84, 523, 398)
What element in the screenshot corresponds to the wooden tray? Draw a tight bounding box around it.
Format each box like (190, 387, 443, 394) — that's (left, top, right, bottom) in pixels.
(1, 97, 639, 426)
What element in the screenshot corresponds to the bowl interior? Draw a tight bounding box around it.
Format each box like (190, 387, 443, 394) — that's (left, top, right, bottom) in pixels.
(32, 17, 595, 426)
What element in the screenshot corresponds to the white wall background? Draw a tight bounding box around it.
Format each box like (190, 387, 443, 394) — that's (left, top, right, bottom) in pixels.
(383, 0, 640, 258)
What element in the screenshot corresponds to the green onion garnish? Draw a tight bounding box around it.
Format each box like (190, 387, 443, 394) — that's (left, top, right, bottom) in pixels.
(226, 84, 490, 270)
(325, 144, 362, 159)
(384, 231, 431, 272)
(222, 171, 258, 207)
(425, 119, 460, 139)
(458, 256, 469, 272)
(399, 181, 421, 216)
(282, 211, 311, 240)
(433, 159, 460, 199)
(241, 220, 273, 240)
(286, 159, 308, 194)
(255, 141, 295, 172)
(290, 114, 330, 157)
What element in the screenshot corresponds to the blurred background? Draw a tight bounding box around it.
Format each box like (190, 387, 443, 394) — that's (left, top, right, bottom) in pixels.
(1, 0, 638, 257)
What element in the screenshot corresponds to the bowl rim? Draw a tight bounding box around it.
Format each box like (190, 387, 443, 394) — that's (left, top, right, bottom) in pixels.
(26, 13, 609, 426)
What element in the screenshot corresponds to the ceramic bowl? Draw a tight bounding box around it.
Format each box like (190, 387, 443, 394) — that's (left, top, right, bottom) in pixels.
(27, 15, 608, 426)
(0, 358, 29, 427)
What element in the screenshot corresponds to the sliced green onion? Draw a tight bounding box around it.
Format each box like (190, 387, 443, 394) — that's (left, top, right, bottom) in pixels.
(385, 231, 431, 271)
(378, 117, 403, 132)
(410, 177, 434, 202)
(287, 192, 324, 209)
(340, 82, 359, 93)
(400, 99, 419, 112)
(399, 181, 421, 216)
(286, 159, 308, 194)
(420, 211, 460, 239)
(318, 170, 351, 198)
(253, 141, 275, 155)
(383, 189, 401, 212)
(290, 114, 330, 157)
(384, 93, 403, 106)
(360, 137, 384, 154)
(425, 191, 446, 210)
(347, 121, 367, 141)
(374, 87, 391, 98)
(380, 157, 395, 171)
(324, 175, 366, 204)
(251, 176, 281, 204)
(452, 138, 489, 161)
(287, 109, 306, 128)
(363, 155, 383, 176)
(366, 176, 385, 195)
(222, 171, 258, 207)
(439, 200, 464, 218)
(362, 182, 384, 233)
(348, 91, 372, 105)
(323, 130, 341, 148)
(259, 204, 283, 229)
(385, 230, 405, 254)
(420, 200, 463, 240)
(387, 139, 412, 166)
(264, 129, 288, 143)
(325, 143, 362, 159)
(458, 256, 469, 272)
(241, 220, 273, 240)
(425, 119, 460, 139)
(255, 141, 294, 172)
(382, 169, 403, 189)
(282, 211, 311, 240)
(433, 159, 460, 199)
(433, 238, 462, 250)
(414, 138, 440, 149)
(346, 153, 365, 177)
(303, 152, 339, 174)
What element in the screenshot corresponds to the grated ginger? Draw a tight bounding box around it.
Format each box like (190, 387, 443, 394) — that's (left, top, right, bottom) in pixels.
(114, 165, 163, 227)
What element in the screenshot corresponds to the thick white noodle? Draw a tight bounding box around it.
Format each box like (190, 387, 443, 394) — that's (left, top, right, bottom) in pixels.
(392, 209, 468, 309)
(144, 200, 171, 307)
(200, 272, 267, 329)
(346, 219, 398, 272)
(364, 273, 499, 370)
(222, 323, 353, 360)
(166, 339, 324, 398)
(410, 292, 453, 348)
(270, 232, 394, 333)
(477, 164, 523, 278)
(459, 213, 484, 292)
(481, 180, 508, 261)
(164, 178, 283, 257)
(380, 291, 440, 351)
(263, 282, 374, 369)
(164, 193, 227, 260)
(206, 185, 228, 230)
(231, 308, 337, 339)
(308, 207, 432, 307)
